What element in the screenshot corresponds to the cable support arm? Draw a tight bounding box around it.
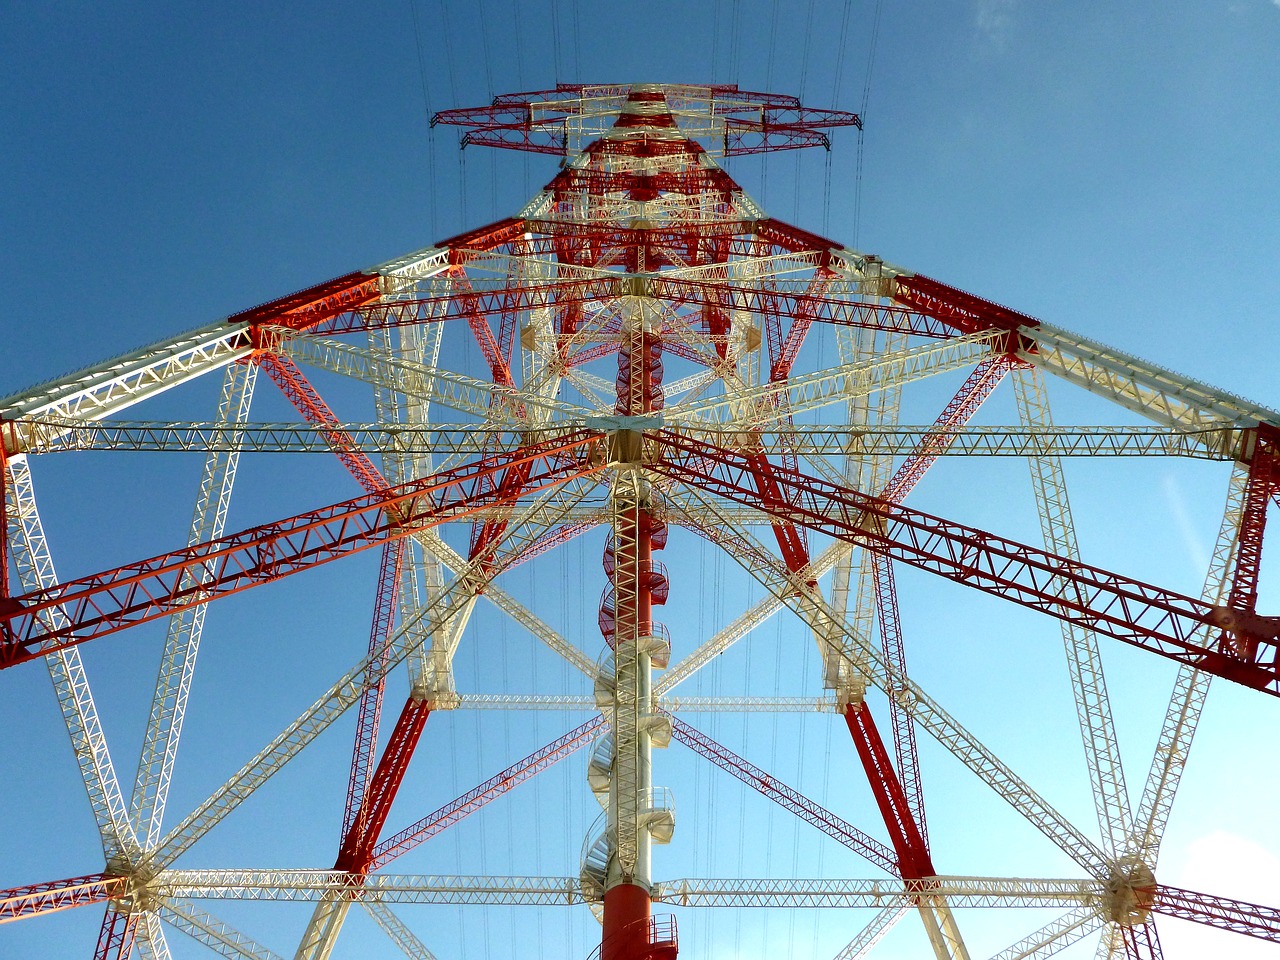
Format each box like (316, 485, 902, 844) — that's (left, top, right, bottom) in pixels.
(0, 431, 605, 665)
(0, 873, 128, 923)
(1151, 883, 1280, 943)
(650, 432, 1280, 695)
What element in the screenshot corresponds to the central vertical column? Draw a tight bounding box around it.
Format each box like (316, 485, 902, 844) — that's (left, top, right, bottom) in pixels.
(603, 233, 661, 960)
(603, 473, 654, 960)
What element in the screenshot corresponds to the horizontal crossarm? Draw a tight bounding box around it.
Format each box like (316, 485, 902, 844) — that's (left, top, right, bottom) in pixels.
(0, 873, 127, 923)
(1152, 884, 1280, 943)
(0, 432, 604, 666)
(650, 431, 1280, 694)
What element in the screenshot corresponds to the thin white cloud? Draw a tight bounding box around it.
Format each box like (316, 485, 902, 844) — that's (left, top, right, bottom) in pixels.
(1161, 475, 1210, 580)
(976, 0, 1018, 38)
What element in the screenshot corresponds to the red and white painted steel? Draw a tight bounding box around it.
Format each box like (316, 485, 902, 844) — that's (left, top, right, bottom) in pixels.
(3, 82, 1280, 960)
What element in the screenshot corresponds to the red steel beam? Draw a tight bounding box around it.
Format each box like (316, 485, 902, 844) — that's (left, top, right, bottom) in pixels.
(340, 540, 404, 847)
(1224, 424, 1279, 660)
(371, 715, 606, 869)
(0, 431, 604, 666)
(650, 432, 1280, 694)
(257, 353, 388, 496)
(892, 274, 1039, 337)
(843, 703, 934, 880)
(336, 696, 432, 874)
(93, 907, 137, 960)
(1152, 884, 1280, 943)
(1119, 921, 1164, 959)
(230, 271, 383, 333)
(0, 873, 127, 924)
(668, 715, 900, 876)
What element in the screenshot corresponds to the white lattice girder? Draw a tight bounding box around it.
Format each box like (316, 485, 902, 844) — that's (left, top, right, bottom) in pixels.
(0, 322, 252, 423)
(150, 870, 1103, 909)
(1019, 322, 1280, 431)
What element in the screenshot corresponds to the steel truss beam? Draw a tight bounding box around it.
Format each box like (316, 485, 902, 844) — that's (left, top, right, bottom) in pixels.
(0, 431, 604, 663)
(149, 871, 1103, 908)
(4, 454, 139, 860)
(130, 361, 258, 853)
(371, 715, 605, 869)
(651, 433, 1280, 694)
(1152, 884, 1280, 942)
(668, 714, 900, 875)
(157, 899, 283, 960)
(0, 873, 127, 923)
(7, 419, 1243, 460)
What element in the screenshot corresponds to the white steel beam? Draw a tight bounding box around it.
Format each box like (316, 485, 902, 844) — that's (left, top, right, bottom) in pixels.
(832, 903, 910, 960)
(1014, 366, 1131, 858)
(1020, 322, 1280, 433)
(130, 361, 257, 851)
(10, 419, 1241, 460)
(3, 454, 138, 861)
(362, 901, 440, 960)
(158, 898, 286, 960)
(0, 322, 250, 422)
(989, 906, 1105, 960)
(1129, 462, 1247, 863)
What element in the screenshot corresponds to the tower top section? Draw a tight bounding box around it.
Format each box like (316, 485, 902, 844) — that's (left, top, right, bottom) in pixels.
(432, 83, 861, 158)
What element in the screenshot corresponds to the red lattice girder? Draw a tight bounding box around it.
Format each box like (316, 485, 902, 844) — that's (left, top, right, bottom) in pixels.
(892, 274, 1039, 337)
(0, 873, 127, 923)
(768, 268, 837, 382)
(1225, 425, 1279, 650)
(336, 696, 431, 874)
(468, 451, 539, 566)
(668, 715, 900, 876)
(312, 276, 617, 336)
(0, 431, 604, 665)
(340, 540, 404, 846)
(439, 216, 528, 253)
(1152, 884, 1280, 943)
(93, 907, 137, 960)
(881, 356, 1018, 504)
(232, 271, 382, 333)
(752, 219, 839, 262)
(1119, 920, 1164, 959)
(257, 353, 388, 496)
(843, 703, 934, 880)
(650, 432, 1280, 693)
(371, 715, 606, 869)
(742, 451, 811, 576)
(646, 276, 964, 341)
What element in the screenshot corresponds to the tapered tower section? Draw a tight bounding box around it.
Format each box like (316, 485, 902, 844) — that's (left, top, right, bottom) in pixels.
(5, 82, 1280, 960)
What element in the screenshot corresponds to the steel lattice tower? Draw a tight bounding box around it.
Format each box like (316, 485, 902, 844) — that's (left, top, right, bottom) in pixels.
(3, 82, 1280, 959)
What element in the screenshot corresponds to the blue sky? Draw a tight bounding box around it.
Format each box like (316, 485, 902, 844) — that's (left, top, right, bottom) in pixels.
(3, 2, 1280, 958)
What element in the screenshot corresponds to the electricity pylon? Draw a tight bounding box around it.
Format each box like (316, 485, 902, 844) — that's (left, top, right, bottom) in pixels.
(3, 83, 1280, 960)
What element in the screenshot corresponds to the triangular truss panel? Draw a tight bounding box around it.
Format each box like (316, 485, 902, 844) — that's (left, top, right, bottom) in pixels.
(4, 82, 1280, 960)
